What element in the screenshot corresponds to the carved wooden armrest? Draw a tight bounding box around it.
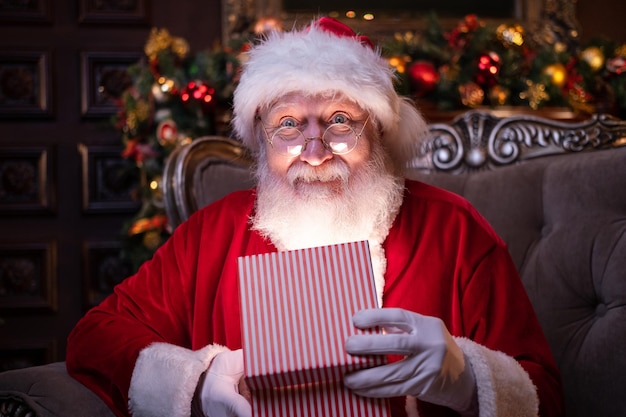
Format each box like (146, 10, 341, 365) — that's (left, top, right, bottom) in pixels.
(0, 397, 36, 417)
(410, 110, 626, 174)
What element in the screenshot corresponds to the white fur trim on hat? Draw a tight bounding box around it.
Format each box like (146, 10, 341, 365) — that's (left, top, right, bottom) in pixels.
(232, 19, 429, 168)
(128, 342, 229, 417)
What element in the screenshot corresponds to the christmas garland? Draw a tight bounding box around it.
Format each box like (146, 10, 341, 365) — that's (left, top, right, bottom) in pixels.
(110, 15, 626, 271)
(108, 27, 250, 270)
(385, 14, 626, 115)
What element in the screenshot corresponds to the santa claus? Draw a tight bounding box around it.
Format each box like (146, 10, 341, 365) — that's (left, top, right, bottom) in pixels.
(66, 17, 564, 417)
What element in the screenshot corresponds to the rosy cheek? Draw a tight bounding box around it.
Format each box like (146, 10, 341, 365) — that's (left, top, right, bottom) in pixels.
(347, 142, 371, 166)
(266, 149, 293, 175)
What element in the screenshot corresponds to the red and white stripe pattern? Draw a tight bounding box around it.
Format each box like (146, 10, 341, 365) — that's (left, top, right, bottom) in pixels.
(238, 240, 390, 417)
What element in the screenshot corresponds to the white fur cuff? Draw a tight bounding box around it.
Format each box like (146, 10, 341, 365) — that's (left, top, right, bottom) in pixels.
(455, 337, 538, 417)
(128, 342, 229, 417)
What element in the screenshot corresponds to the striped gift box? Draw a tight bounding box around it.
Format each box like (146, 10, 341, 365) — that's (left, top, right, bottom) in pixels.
(237, 240, 390, 417)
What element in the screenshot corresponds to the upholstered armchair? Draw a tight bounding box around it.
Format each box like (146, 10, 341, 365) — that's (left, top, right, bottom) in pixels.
(1, 110, 625, 417)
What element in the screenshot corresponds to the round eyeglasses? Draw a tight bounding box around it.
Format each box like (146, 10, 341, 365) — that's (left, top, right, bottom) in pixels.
(264, 116, 370, 157)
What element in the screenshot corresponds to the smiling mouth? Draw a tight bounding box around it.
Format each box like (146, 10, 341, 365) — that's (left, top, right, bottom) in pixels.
(294, 174, 345, 185)
(293, 177, 345, 197)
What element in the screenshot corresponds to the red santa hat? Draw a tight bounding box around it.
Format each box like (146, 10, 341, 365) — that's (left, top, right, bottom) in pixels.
(231, 17, 428, 166)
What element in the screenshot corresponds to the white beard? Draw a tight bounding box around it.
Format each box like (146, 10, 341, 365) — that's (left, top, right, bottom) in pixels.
(250, 142, 405, 305)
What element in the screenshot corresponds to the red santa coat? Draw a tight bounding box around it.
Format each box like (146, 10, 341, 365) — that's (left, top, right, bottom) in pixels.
(66, 180, 563, 417)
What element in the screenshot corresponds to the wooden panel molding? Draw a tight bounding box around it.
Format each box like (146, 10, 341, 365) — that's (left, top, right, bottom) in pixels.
(0, 241, 57, 312)
(0, 50, 53, 118)
(79, 144, 140, 213)
(0, 146, 56, 214)
(0, 0, 53, 25)
(0, 338, 56, 371)
(78, 0, 150, 25)
(82, 240, 131, 308)
(80, 51, 141, 118)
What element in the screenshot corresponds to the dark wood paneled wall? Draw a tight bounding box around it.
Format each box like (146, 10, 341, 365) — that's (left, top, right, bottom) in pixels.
(0, 0, 221, 370)
(577, 0, 626, 42)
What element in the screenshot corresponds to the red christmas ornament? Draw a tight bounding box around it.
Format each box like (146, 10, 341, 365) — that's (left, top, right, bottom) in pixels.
(156, 119, 178, 147)
(407, 61, 439, 97)
(475, 52, 501, 87)
(607, 56, 626, 75)
(180, 80, 216, 113)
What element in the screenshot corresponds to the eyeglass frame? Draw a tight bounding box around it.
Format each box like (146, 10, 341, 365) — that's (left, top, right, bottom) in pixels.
(260, 115, 370, 157)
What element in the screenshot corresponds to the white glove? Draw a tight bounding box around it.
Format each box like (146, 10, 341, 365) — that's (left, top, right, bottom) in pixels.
(200, 349, 252, 417)
(343, 308, 477, 413)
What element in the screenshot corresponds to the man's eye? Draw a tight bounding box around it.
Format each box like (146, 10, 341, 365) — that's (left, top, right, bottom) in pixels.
(280, 118, 298, 128)
(331, 114, 349, 124)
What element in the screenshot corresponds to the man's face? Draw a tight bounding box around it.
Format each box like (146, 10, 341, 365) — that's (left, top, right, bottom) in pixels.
(252, 92, 404, 252)
(258, 93, 373, 198)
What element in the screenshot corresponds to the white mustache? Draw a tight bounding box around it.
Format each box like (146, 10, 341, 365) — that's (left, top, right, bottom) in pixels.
(286, 161, 350, 184)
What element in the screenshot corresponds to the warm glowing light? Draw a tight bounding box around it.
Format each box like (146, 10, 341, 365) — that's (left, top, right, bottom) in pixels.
(388, 56, 406, 73)
(149, 180, 159, 190)
(542, 63, 568, 87)
(345, 10, 356, 18)
(157, 77, 175, 93)
(363, 13, 374, 21)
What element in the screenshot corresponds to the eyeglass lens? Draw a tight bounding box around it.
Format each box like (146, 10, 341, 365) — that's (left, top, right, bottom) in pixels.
(271, 123, 358, 156)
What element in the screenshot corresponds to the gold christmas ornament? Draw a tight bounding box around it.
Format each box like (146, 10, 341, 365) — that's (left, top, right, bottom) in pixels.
(144, 28, 174, 60)
(458, 82, 484, 107)
(580, 46, 605, 72)
(134, 100, 151, 121)
(542, 63, 568, 88)
(142, 230, 162, 251)
(568, 85, 595, 114)
(496, 24, 524, 47)
(519, 80, 549, 109)
(553, 42, 567, 54)
(489, 85, 510, 105)
(170, 37, 190, 59)
(124, 99, 151, 134)
(143, 28, 188, 60)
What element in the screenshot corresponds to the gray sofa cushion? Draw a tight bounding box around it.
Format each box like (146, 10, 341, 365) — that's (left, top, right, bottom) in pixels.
(0, 362, 114, 417)
(410, 146, 626, 417)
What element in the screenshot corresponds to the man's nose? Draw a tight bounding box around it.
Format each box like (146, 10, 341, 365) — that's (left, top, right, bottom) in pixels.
(299, 138, 333, 165)
(299, 125, 332, 166)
